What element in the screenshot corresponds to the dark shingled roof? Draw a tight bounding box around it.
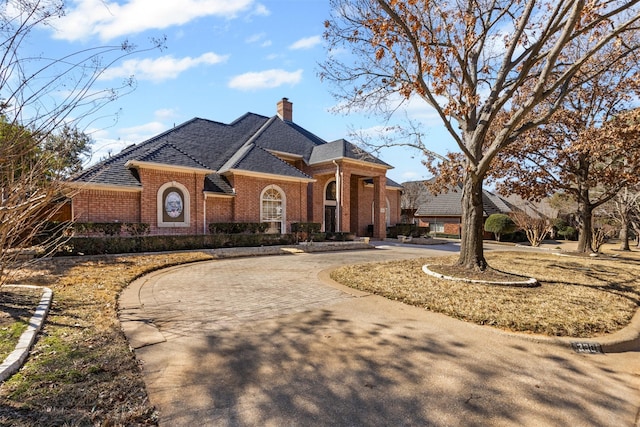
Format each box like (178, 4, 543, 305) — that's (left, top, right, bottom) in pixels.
(309, 139, 391, 167)
(408, 180, 512, 217)
(220, 145, 312, 180)
(72, 111, 390, 194)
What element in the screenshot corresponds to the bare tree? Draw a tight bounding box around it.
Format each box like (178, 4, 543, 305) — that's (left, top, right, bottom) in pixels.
(0, 0, 163, 286)
(601, 185, 640, 251)
(322, 0, 640, 271)
(401, 181, 427, 223)
(510, 211, 554, 248)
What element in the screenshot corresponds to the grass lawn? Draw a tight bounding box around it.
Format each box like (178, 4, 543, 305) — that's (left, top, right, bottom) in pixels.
(0, 287, 42, 362)
(0, 252, 215, 426)
(0, 243, 639, 425)
(331, 244, 640, 337)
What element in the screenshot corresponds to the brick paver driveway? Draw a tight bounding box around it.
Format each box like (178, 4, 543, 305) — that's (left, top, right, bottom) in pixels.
(120, 244, 640, 427)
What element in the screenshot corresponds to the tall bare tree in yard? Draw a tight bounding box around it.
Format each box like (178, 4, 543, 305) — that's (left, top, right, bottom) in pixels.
(601, 185, 640, 251)
(493, 63, 640, 255)
(322, 0, 640, 270)
(0, 0, 163, 286)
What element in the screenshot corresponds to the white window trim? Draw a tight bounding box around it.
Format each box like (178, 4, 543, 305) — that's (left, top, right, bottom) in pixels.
(157, 181, 191, 228)
(260, 184, 286, 233)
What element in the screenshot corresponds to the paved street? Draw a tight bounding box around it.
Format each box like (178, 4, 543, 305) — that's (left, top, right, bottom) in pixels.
(119, 243, 640, 426)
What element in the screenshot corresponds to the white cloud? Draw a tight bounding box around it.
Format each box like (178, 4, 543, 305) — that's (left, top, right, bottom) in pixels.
(228, 69, 303, 91)
(88, 137, 132, 164)
(246, 32, 272, 47)
(52, 0, 258, 41)
(98, 52, 229, 82)
(120, 121, 167, 139)
(154, 108, 178, 121)
(289, 35, 322, 50)
(246, 32, 266, 43)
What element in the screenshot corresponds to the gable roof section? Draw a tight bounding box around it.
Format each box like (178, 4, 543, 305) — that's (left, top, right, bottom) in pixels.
(204, 174, 234, 194)
(126, 142, 212, 172)
(219, 144, 313, 181)
(251, 117, 325, 162)
(482, 190, 513, 216)
(414, 184, 464, 217)
(410, 181, 512, 217)
(309, 139, 391, 167)
(71, 115, 269, 187)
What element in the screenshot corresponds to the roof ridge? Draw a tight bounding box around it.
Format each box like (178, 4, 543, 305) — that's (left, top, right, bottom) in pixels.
(219, 116, 278, 172)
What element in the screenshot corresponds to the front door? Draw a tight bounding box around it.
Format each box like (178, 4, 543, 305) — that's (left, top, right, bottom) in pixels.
(324, 206, 336, 233)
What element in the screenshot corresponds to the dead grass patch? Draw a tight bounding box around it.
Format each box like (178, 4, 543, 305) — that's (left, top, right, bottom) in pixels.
(0, 252, 214, 427)
(330, 250, 640, 338)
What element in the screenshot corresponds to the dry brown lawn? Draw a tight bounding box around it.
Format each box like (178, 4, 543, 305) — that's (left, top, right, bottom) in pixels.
(0, 252, 214, 427)
(330, 245, 640, 338)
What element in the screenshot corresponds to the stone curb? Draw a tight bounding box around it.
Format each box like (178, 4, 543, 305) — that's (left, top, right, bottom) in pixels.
(422, 264, 539, 287)
(0, 285, 52, 382)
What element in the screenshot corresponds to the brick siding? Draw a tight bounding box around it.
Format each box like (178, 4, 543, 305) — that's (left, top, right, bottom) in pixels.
(71, 164, 400, 237)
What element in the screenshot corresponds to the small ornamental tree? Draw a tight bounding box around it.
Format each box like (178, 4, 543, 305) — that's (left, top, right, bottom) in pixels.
(484, 214, 516, 242)
(510, 211, 553, 247)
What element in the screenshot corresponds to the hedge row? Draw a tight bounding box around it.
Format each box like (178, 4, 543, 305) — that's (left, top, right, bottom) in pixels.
(208, 222, 269, 234)
(59, 233, 297, 256)
(72, 222, 151, 236)
(386, 224, 430, 238)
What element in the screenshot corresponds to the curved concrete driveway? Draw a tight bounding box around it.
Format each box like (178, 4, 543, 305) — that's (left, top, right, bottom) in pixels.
(120, 244, 640, 426)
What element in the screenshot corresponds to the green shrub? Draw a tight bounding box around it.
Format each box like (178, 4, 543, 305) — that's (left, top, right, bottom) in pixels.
(209, 222, 269, 234)
(291, 222, 321, 234)
(325, 232, 355, 241)
(484, 214, 517, 242)
(387, 224, 429, 238)
(124, 223, 150, 236)
(58, 233, 297, 256)
(291, 222, 322, 242)
(558, 226, 576, 240)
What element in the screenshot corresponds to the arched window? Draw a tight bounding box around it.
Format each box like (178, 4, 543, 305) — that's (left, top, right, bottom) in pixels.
(261, 185, 285, 233)
(325, 181, 337, 201)
(157, 181, 190, 227)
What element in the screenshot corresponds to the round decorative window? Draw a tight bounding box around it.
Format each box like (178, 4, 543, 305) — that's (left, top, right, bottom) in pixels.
(164, 191, 183, 218)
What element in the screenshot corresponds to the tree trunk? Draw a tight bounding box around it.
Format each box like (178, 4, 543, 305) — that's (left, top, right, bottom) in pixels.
(457, 174, 487, 271)
(576, 197, 593, 253)
(619, 215, 630, 251)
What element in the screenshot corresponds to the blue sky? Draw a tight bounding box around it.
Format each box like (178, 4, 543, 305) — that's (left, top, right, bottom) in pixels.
(30, 0, 457, 183)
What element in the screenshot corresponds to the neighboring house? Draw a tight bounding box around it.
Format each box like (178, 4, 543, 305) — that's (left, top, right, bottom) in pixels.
(404, 180, 513, 236)
(67, 98, 402, 238)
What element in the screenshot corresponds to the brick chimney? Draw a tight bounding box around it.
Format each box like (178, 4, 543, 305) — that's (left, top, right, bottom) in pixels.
(277, 97, 293, 121)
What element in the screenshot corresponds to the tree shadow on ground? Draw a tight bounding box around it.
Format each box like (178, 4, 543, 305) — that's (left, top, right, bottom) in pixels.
(155, 307, 638, 426)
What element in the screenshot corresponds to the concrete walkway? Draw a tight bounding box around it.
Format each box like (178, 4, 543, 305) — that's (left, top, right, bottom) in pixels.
(119, 243, 640, 426)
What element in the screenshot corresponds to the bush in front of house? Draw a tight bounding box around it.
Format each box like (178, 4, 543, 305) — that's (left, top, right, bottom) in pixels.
(72, 222, 151, 237)
(209, 222, 269, 234)
(484, 214, 517, 242)
(386, 224, 430, 238)
(325, 232, 356, 241)
(291, 222, 322, 242)
(58, 233, 297, 256)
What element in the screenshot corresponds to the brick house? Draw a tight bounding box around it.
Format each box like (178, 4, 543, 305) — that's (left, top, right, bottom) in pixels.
(68, 98, 402, 238)
(404, 180, 512, 237)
